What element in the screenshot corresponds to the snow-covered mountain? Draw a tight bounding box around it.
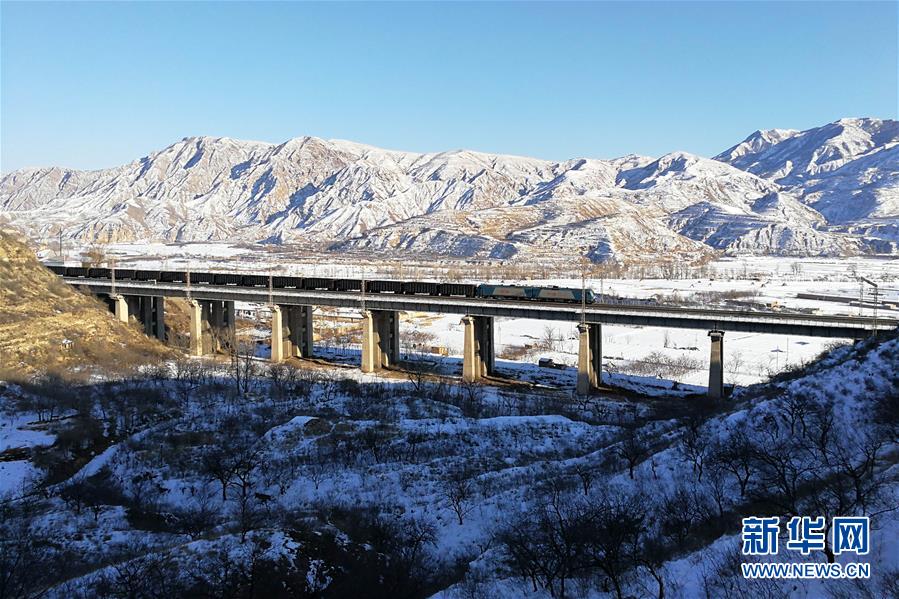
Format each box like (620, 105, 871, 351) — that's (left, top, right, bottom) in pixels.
(715, 117, 899, 253)
(2, 117, 896, 262)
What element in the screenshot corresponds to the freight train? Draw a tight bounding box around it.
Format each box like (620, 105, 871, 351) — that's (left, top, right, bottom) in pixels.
(45, 265, 596, 304)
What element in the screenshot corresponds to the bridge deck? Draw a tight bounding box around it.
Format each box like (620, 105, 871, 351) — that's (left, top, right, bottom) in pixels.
(63, 278, 896, 339)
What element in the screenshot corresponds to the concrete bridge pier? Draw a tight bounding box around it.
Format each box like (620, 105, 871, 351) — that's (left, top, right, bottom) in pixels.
(207, 300, 235, 351)
(106, 294, 166, 341)
(211, 301, 225, 333)
(197, 301, 219, 352)
(378, 310, 400, 368)
(188, 299, 206, 357)
(223, 301, 235, 332)
(285, 305, 314, 359)
(125, 296, 141, 324)
(361, 311, 379, 372)
(708, 330, 725, 399)
(461, 315, 495, 382)
(270, 305, 285, 363)
(576, 322, 602, 395)
(109, 294, 129, 323)
(361, 310, 400, 372)
(152, 297, 166, 341)
(135, 296, 167, 342)
(139, 297, 154, 336)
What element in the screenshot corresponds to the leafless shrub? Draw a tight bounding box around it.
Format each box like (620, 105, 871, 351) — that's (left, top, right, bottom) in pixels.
(613, 425, 649, 480)
(442, 469, 475, 525)
(618, 351, 703, 379)
(499, 488, 664, 599)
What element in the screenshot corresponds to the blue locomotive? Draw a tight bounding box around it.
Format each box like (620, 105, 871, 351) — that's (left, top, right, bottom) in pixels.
(476, 284, 594, 304)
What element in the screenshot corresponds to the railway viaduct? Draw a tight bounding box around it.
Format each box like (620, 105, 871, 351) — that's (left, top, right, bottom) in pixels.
(66, 275, 896, 399)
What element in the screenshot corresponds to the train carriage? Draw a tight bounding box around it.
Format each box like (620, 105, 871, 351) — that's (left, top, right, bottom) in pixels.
(403, 281, 440, 296)
(134, 270, 160, 281)
(159, 271, 187, 283)
(272, 276, 302, 289)
(303, 277, 335, 291)
(439, 283, 478, 297)
(87, 267, 111, 279)
(213, 273, 242, 285)
(42, 262, 596, 306)
(367, 280, 403, 294)
(335, 279, 362, 292)
(241, 275, 269, 287)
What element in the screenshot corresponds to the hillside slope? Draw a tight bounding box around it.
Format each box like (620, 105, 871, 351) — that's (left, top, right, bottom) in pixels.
(0, 229, 171, 378)
(1, 318, 895, 596)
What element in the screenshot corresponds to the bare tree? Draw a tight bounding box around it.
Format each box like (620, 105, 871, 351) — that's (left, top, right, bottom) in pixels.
(294, 447, 330, 491)
(573, 464, 595, 496)
(584, 492, 654, 599)
(229, 331, 257, 397)
(360, 424, 393, 464)
(541, 326, 564, 352)
(708, 429, 755, 499)
(172, 358, 209, 410)
(705, 466, 730, 518)
(268, 362, 289, 401)
(614, 425, 649, 480)
(499, 488, 658, 599)
(93, 546, 178, 598)
(405, 360, 430, 395)
(727, 350, 745, 386)
(200, 444, 241, 501)
(405, 430, 426, 464)
(779, 389, 813, 436)
(678, 416, 709, 482)
(230, 441, 264, 501)
(442, 469, 475, 525)
(499, 490, 588, 598)
(459, 380, 485, 418)
(177, 484, 219, 539)
(659, 484, 714, 547)
(0, 515, 58, 597)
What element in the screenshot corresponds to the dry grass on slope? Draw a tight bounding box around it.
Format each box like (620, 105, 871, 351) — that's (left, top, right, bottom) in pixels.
(0, 229, 173, 380)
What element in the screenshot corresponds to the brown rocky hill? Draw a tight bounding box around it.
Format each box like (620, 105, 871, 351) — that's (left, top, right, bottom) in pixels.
(0, 228, 171, 379)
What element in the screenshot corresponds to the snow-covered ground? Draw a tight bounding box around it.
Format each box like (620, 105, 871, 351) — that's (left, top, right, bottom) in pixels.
(0, 408, 56, 496)
(2, 328, 894, 597)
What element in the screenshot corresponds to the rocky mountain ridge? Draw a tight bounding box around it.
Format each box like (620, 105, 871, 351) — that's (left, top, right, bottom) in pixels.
(2, 118, 896, 262)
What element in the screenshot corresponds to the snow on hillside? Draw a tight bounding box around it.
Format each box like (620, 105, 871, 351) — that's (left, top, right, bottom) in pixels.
(716, 118, 899, 252)
(2, 321, 896, 597)
(4, 117, 896, 261)
(716, 118, 898, 184)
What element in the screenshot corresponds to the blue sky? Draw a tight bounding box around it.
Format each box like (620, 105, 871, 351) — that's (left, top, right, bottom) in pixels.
(1, 1, 896, 172)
